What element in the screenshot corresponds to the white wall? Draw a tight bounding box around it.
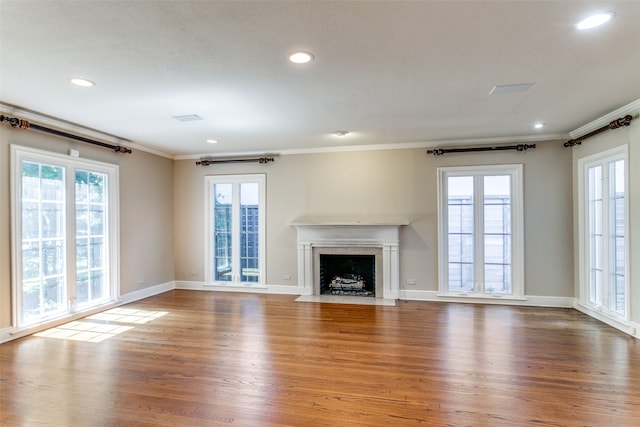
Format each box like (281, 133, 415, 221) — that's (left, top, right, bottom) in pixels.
(174, 140, 574, 299)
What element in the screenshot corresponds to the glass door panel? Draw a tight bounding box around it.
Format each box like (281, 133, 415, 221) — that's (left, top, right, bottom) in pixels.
(447, 176, 474, 292)
(483, 175, 512, 294)
(240, 182, 259, 283)
(588, 165, 603, 306)
(75, 170, 109, 307)
(610, 160, 625, 315)
(214, 183, 233, 281)
(20, 161, 67, 325)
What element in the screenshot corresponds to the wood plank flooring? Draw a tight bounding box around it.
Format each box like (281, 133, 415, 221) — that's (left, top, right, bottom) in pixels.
(1, 290, 639, 426)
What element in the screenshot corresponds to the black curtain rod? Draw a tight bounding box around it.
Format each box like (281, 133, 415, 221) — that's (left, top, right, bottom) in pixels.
(0, 114, 132, 154)
(196, 157, 275, 166)
(427, 143, 536, 156)
(564, 115, 633, 147)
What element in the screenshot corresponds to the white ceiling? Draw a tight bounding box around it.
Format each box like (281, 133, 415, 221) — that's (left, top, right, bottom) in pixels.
(1, 1, 639, 158)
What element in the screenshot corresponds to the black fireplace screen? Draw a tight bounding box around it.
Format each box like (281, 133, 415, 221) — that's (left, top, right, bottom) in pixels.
(319, 254, 375, 296)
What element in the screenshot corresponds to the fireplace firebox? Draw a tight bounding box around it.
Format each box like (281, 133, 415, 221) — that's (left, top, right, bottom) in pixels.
(320, 254, 375, 296)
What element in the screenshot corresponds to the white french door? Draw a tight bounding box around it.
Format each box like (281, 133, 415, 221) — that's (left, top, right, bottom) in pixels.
(579, 147, 628, 319)
(205, 174, 265, 285)
(11, 145, 119, 328)
(438, 165, 524, 299)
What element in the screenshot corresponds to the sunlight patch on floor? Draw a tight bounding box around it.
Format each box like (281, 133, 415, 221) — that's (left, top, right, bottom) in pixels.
(34, 321, 134, 343)
(34, 308, 169, 342)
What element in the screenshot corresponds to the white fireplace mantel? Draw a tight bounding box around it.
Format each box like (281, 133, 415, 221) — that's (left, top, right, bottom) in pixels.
(292, 219, 409, 300)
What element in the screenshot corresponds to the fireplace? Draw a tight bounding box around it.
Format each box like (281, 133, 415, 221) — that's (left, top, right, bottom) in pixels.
(292, 219, 407, 300)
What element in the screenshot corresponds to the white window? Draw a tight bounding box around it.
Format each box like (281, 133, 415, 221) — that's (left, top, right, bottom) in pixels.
(11, 145, 119, 328)
(205, 174, 265, 285)
(437, 165, 524, 298)
(578, 147, 628, 319)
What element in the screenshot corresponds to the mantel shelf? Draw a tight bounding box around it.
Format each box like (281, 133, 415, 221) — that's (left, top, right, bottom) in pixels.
(291, 218, 410, 227)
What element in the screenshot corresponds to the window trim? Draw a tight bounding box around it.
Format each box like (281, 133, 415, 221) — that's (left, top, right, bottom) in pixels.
(437, 164, 525, 300)
(10, 144, 120, 329)
(204, 174, 266, 287)
(577, 145, 629, 321)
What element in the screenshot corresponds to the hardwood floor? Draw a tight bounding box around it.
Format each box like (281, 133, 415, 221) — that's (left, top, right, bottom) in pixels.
(1, 290, 639, 426)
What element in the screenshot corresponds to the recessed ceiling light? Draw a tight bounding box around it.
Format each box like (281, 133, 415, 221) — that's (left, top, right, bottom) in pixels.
(69, 77, 95, 87)
(534, 122, 545, 129)
(289, 51, 314, 64)
(576, 12, 614, 30)
(206, 139, 218, 144)
(333, 130, 349, 137)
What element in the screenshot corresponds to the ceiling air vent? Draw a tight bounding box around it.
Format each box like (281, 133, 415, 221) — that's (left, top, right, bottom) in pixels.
(172, 114, 204, 122)
(489, 83, 535, 95)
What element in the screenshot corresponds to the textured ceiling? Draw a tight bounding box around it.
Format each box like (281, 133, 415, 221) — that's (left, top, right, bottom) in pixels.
(1, 0, 639, 157)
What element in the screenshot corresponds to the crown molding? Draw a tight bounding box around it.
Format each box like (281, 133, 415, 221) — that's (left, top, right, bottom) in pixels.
(570, 99, 640, 139)
(174, 133, 567, 160)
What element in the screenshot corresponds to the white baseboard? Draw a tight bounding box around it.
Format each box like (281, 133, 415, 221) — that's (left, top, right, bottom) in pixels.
(398, 289, 575, 307)
(631, 321, 640, 340)
(521, 295, 576, 307)
(574, 302, 638, 338)
(175, 281, 300, 295)
(0, 326, 15, 344)
(119, 281, 176, 304)
(171, 284, 576, 307)
(263, 284, 302, 295)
